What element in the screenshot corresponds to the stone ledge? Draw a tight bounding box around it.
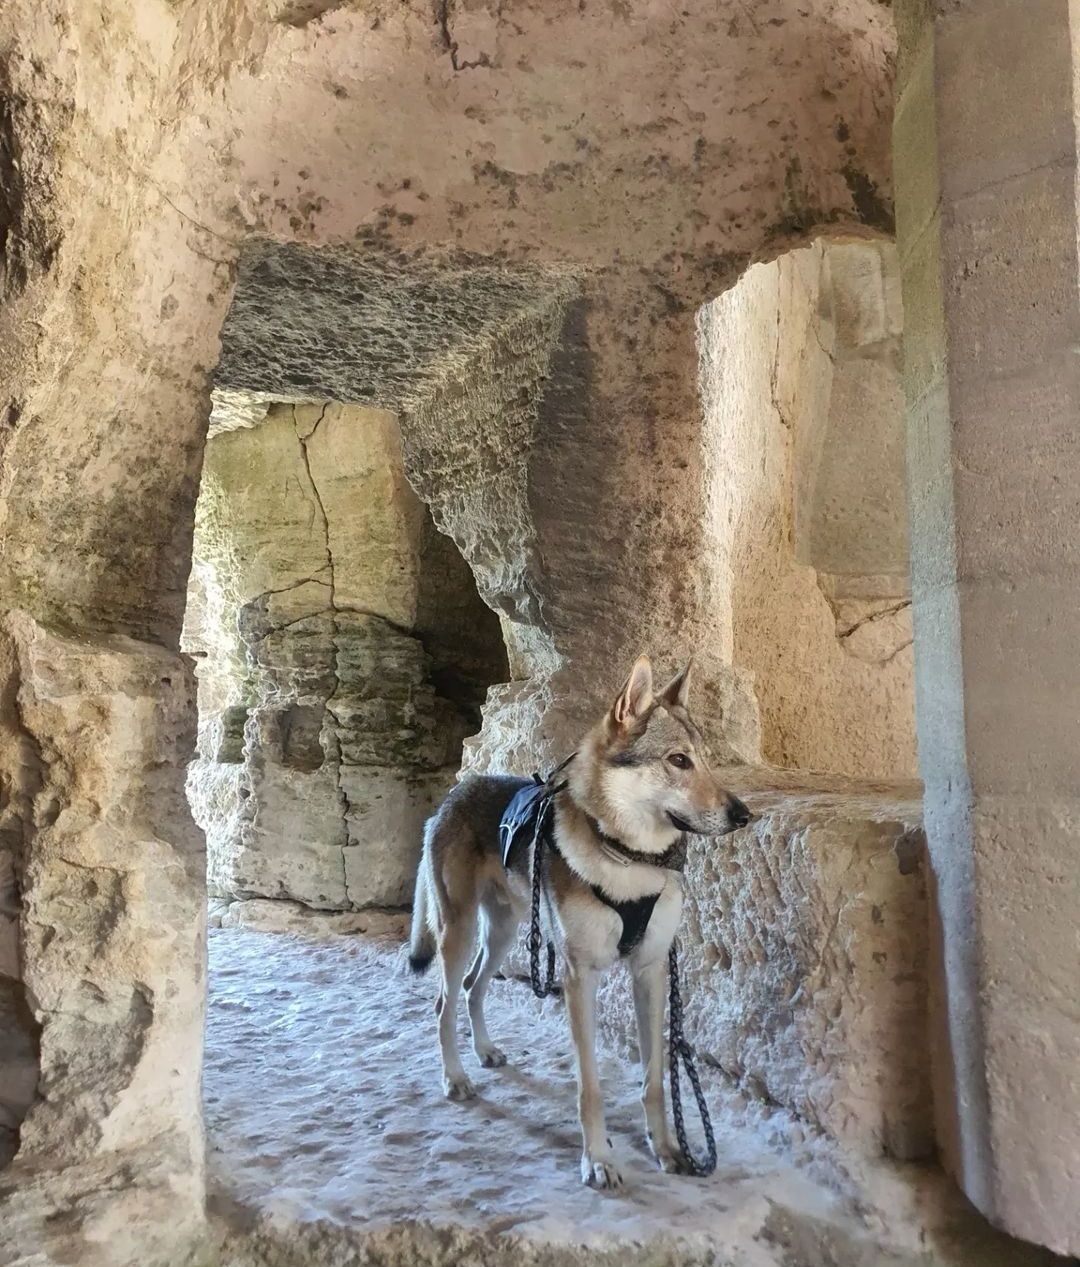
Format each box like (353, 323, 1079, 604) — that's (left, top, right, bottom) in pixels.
(599, 767, 930, 1161)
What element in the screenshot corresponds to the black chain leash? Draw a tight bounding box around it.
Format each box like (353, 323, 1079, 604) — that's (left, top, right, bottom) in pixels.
(667, 938, 717, 1176)
(528, 792, 559, 998)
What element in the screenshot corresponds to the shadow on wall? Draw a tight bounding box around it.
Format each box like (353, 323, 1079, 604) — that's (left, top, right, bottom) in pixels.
(699, 238, 917, 781)
(182, 399, 508, 912)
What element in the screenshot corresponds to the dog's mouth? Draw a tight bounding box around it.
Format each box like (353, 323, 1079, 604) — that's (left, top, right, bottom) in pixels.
(666, 811, 700, 834)
(667, 810, 747, 837)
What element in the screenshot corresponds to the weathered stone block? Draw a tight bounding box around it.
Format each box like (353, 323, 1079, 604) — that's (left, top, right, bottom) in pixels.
(0, 613, 206, 1245)
(235, 758, 349, 909)
(827, 242, 898, 349)
(942, 162, 1079, 386)
(933, 0, 1075, 204)
(595, 774, 932, 1161)
(340, 766, 457, 908)
(186, 404, 507, 910)
(953, 575, 1080, 798)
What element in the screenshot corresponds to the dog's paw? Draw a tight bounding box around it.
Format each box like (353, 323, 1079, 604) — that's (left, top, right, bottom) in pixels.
(650, 1138, 691, 1175)
(581, 1154, 623, 1191)
(443, 1073, 478, 1101)
(477, 1045, 507, 1069)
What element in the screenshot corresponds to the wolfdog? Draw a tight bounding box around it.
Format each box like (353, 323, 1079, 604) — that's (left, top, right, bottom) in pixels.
(407, 655, 751, 1188)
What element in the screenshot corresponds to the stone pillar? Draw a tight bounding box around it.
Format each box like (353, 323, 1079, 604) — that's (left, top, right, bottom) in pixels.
(893, 0, 1080, 1251)
(0, 172, 226, 1257)
(462, 270, 763, 772)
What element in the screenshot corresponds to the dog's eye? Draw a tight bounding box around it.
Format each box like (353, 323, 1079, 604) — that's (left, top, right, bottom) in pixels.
(667, 752, 693, 770)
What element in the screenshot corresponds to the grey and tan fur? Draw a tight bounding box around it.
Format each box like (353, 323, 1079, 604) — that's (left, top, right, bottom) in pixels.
(408, 655, 751, 1189)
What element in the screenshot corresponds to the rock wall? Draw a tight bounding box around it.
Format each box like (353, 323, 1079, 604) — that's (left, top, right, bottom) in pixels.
(700, 241, 917, 780)
(183, 401, 507, 909)
(214, 247, 767, 774)
(0, 0, 901, 1261)
(0, 617, 208, 1261)
(0, 6, 233, 1256)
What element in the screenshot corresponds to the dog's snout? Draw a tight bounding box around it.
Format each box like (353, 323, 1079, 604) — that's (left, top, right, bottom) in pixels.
(727, 794, 752, 829)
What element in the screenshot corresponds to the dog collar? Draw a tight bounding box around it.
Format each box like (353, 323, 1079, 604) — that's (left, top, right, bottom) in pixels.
(584, 815, 686, 872)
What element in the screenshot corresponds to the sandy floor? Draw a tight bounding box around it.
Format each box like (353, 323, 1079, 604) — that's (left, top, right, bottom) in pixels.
(203, 918, 1055, 1267)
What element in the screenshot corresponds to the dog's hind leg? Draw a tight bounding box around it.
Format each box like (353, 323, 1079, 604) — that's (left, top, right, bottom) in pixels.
(466, 898, 517, 1069)
(437, 903, 479, 1101)
(565, 962, 622, 1190)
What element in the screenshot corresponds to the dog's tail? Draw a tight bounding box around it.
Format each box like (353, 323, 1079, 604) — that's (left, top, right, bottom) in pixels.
(408, 825, 437, 975)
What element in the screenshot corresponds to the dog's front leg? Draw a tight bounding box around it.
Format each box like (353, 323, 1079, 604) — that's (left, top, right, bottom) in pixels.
(632, 955, 688, 1174)
(564, 962, 622, 1190)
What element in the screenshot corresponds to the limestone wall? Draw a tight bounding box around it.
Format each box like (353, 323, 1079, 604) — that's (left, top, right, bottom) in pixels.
(213, 247, 768, 775)
(0, 0, 905, 1261)
(700, 241, 917, 780)
(183, 401, 507, 910)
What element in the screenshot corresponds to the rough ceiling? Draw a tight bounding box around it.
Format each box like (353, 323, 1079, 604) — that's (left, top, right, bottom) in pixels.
(214, 240, 573, 413)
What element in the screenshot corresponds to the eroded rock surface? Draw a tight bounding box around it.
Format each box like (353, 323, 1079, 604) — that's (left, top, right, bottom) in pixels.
(499, 771, 933, 1162)
(700, 241, 915, 779)
(184, 402, 507, 909)
(214, 245, 767, 773)
(0, 613, 207, 1262)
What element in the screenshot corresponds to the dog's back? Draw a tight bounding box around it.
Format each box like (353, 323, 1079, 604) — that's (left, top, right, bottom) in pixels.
(408, 773, 529, 974)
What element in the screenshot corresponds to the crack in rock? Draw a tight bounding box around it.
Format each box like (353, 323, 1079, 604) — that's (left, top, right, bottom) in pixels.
(434, 0, 494, 72)
(250, 572, 332, 604)
(292, 404, 353, 900)
(250, 605, 422, 646)
(836, 599, 911, 641)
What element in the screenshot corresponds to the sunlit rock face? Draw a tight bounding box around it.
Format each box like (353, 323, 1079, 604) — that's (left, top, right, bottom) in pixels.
(699, 240, 915, 780)
(183, 401, 507, 909)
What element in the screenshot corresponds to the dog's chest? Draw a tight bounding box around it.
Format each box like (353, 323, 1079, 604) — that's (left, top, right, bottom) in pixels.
(628, 873, 683, 964)
(566, 872, 683, 970)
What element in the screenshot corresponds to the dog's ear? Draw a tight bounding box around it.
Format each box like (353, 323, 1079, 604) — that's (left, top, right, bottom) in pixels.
(659, 659, 693, 709)
(612, 655, 654, 728)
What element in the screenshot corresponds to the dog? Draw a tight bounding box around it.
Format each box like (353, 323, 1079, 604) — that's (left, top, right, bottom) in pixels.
(407, 654, 751, 1189)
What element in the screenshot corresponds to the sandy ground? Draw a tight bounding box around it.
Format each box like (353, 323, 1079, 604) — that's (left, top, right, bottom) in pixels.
(203, 916, 1059, 1267)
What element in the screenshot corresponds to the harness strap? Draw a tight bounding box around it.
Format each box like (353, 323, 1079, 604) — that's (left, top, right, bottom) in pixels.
(588, 885, 661, 957)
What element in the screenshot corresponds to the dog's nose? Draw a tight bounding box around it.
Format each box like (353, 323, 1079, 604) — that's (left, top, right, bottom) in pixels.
(727, 795, 752, 829)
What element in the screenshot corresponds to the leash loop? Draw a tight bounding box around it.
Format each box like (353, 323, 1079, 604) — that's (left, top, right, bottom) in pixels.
(528, 790, 559, 998)
(667, 938, 717, 1177)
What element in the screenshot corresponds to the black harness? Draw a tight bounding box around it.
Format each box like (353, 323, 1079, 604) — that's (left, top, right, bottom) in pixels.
(499, 765, 682, 957)
(596, 889, 661, 957)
